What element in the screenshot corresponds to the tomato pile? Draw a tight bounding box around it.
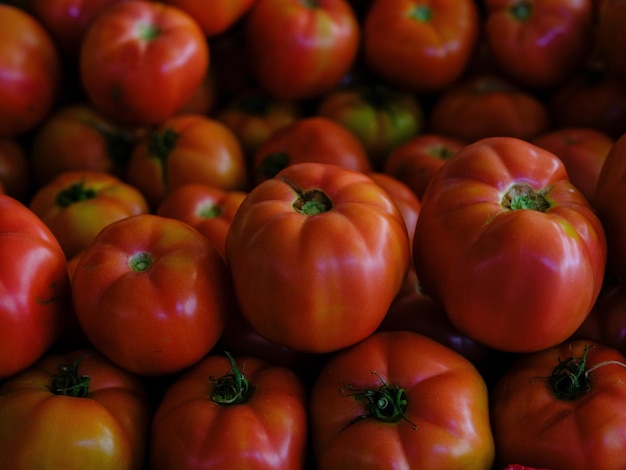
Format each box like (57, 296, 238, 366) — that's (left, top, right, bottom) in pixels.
(2, 0, 626, 469)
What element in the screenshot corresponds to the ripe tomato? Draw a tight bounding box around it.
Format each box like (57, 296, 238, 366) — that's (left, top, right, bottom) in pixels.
(316, 83, 424, 169)
(244, 0, 360, 100)
(484, 0, 594, 89)
(80, 1, 210, 126)
(125, 113, 248, 209)
(215, 89, 301, 159)
(362, 0, 480, 93)
(29, 170, 149, 259)
(309, 330, 495, 469)
(383, 133, 467, 199)
(0, 4, 61, 137)
(252, 116, 371, 185)
(226, 162, 410, 353)
(0, 137, 30, 202)
(163, 0, 256, 37)
(0, 348, 151, 469)
(491, 340, 626, 469)
(593, 133, 626, 279)
(428, 74, 551, 142)
(72, 214, 234, 375)
(0, 195, 71, 379)
(156, 183, 247, 259)
(531, 127, 614, 203)
(150, 352, 308, 469)
(413, 137, 607, 352)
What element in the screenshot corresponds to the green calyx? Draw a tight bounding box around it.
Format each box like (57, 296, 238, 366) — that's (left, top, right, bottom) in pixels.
(501, 183, 551, 212)
(129, 252, 153, 272)
(210, 352, 253, 405)
(136, 22, 161, 41)
(280, 176, 333, 216)
(199, 203, 223, 219)
(510, 1, 533, 21)
(547, 345, 592, 400)
(56, 180, 97, 208)
(410, 4, 433, 22)
(51, 357, 90, 398)
(148, 128, 179, 161)
(341, 371, 417, 429)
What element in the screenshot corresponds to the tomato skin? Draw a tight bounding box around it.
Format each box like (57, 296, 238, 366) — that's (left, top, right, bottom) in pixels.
(383, 133, 467, 200)
(484, 0, 594, 89)
(163, 0, 257, 37)
(597, 0, 626, 80)
(252, 116, 372, 185)
(150, 353, 308, 470)
(316, 83, 424, 169)
(362, 0, 479, 93)
(0, 348, 151, 470)
(244, 0, 360, 100)
(71, 214, 233, 376)
(428, 74, 551, 142)
(490, 340, 626, 469)
(0, 195, 71, 379)
(80, 1, 210, 126)
(225, 162, 410, 353)
(125, 114, 248, 209)
(156, 183, 247, 259)
(531, 127, 614, 203)
(29, 170, 150, 259)
(0, 5, 62, 137)
(0, 137, 30, 202)
(309, 330, 495, 469)
(593, 133, 626, 280)
(413, 137, 607, 352)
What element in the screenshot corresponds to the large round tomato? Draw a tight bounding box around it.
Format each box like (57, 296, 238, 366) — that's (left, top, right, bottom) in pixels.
(71, 214, 234, 375)
(309, 330, 495, 469)
(413, 137, 607, 352)
(0, 195, 71, 379)
(491, 340, 626, 469)
(252, 116, 371, 185)
(244, 0, 360, 100)
(225, 162, 410, 353)
(29, 170, 150, 259)
(150, 352, 308, 469)
(80, 1, 210, 126)
(125, 113, 248, 209)
(0, 4, 62, 137)
(484, 0, 594, 89)
(0, 348, 151, 469)
(362, 0, 480, 93)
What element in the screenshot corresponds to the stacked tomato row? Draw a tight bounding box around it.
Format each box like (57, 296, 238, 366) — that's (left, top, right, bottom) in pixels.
(2, 1, 626, 469)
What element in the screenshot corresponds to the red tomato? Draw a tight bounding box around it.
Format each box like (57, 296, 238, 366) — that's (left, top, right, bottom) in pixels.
(413, 137, 607, 352)
(215, 89, 301, 159)
(125, 114, 248, 209)
(383, 133, 467, 199)
(252, 116, 372, 185)
(244, 0, 360, 100)
(484, 0, 594, 89)
(0, 5, 62, 137)
(29, 170, 150, 259)
(593, 133, 626, 279)
(0, 195, 71, 379)
(309, 331, 495, 468)
(491, 340, 626, 469)
(29, 103, 140, 186)
(362, 0, 480, 93)
(176, 70, 217, 116)
(225, 162, 410, 353)
(0, 137, 30, 201)
(428, 74, 551, 142)
(80, 1, 210, 126)
(531, 127, 614, 203)
(156, 183, 247, 259)
(597, 0, 626, 80)
(550, 62, 626, 139)
(316, 83, 424, 169)
(163, 0, 257, 37)
(71, 214, 234, 375)
(150, 352, 308, 469)
(28, 0, 128, 59)
(0, 348, 151, 469)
